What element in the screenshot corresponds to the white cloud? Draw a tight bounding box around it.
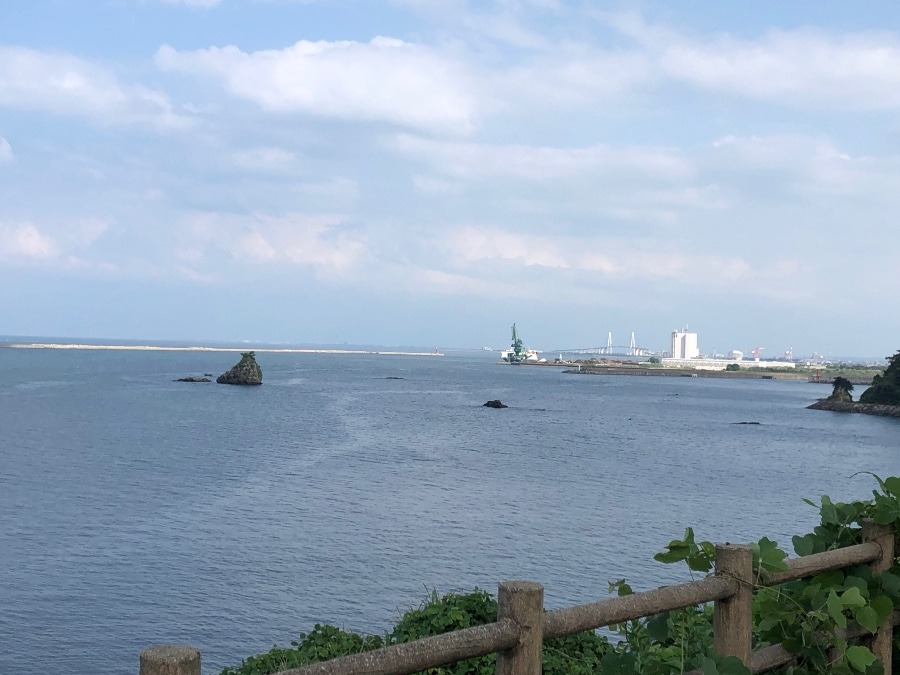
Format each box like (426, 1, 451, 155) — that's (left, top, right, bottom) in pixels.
(493, 50, 653, 109)
(155, 38, 477, 133)
(75, 218, 111, 247)
(708, 134, 900, 200)
(607, 12, 900, 110)
(232, 147, 298, 173)
(446, 227, 568, 267)
(184, 212, 366, 274)
(158, 0, 223, 7)
(412, 174, 459, 195)
(392, 134, 690, 180)
(440, 225, 808, 299)
(0, 137, 11, 162)
(293, 177, 360, 203)
(663, 29, 900, 109)
(0, 47, 187, 128)
(0, 223, 58, 260)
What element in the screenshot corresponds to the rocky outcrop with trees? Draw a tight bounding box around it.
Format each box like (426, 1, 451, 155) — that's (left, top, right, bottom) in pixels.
(808, 351, 900, 416)
(859, 350, 900, 405)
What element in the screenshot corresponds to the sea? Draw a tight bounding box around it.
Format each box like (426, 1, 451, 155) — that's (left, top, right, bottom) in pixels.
(1, 345, 897, 675)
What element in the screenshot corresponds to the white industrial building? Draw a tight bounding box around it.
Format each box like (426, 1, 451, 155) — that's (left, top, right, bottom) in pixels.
(662, 330, 794, 370)
(670, 331, 699, 360)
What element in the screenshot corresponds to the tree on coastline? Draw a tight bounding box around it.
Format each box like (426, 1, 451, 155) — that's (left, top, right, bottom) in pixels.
(830, 376, 854, 402)
(859, 350, 900, 405)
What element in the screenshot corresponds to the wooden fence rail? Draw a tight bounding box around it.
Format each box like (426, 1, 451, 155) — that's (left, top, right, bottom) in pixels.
(140, 520, 895, 675)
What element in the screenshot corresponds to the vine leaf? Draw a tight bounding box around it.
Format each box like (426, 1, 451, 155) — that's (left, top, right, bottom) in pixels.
(751, 537, 788, 572)
(840, 587, 866, 608)
(792, 533, 816, 557)
(879, 475, 900, 497)
(869, 594, 893, 624)
(852, 605, 878, 634)
(871, 493, 900, 525)
(844, 645, 876, 671)
(826, 590, 847, 628)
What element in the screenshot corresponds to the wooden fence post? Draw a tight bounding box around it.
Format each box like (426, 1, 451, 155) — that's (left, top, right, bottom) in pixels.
(496, 580, 543, 675)
(861, 519, 894, 672)
(140, 645, 201, 675)
(713, 544, 753, 665)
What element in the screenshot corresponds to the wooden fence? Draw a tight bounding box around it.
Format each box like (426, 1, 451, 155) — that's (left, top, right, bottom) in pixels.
(140, 520, 895, 675)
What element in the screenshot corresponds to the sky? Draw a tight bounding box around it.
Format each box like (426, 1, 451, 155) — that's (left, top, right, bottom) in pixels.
(2, 1, 899, 357)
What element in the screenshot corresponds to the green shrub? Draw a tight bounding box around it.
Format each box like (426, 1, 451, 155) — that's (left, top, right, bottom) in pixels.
(220, 624, 384, 675)
(223, 475, 900, 675)
(859, 350, 900, 405)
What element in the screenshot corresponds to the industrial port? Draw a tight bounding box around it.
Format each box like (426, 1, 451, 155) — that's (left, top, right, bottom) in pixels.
(497, 324, 872, 378)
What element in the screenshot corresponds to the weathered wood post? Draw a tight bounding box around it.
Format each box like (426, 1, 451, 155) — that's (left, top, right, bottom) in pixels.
(861, 519, 894, 672)
(140, 645, 201, 675)
(713, 544, 753, 665)
(496, 580, 543, 675)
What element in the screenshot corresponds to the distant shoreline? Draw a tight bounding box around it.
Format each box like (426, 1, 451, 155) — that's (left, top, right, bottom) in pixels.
(4, 343, 444, 357)
(562, 364, 808, 380)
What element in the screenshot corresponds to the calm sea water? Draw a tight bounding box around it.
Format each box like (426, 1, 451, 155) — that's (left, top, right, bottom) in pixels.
(1, 348, 897, 675)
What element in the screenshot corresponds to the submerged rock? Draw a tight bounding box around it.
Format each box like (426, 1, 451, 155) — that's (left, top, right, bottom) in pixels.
(175, 376, 211, 383)
(484, 399, 508, 408)
(217, 352, 263, 385)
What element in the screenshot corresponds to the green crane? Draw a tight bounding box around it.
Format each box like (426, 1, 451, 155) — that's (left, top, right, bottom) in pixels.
(508, 323, 527, 363)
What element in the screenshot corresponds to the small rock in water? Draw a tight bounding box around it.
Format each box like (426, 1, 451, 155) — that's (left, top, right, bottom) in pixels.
(175, 376, 211, 383)
(484, 399, 508, 408)
(733, 421, 761, 425)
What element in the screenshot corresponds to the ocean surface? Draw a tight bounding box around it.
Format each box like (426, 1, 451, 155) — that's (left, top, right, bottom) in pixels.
(1, 347, 897, 675)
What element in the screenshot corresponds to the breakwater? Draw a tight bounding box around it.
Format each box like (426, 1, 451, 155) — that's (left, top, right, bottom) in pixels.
(563, 365, 791, 379)
(4, 342, 443, 357)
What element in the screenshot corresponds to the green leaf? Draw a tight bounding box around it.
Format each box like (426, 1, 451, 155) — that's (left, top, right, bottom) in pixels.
(755, 536, 789, 572)
(870, 594, 893, 624)
(882, 476, 900, 497)
(599, 652, 637, 674)
(853, 607, 878, 633)
(840, 587, 866, 608)
(845, 645, 876, 671)
(654, 543, 689, 564)
(700, 656, 719, 675)
(827, 590, 848, 628)
(871, 494, 900, 525)
(645, 612, 670, 642)
(853, 605, 879, 634)
(879, 572, 900, 597)
(820, 496, 839, 525)
(792, 533, 816, 556)
(719, 656, 752, 675)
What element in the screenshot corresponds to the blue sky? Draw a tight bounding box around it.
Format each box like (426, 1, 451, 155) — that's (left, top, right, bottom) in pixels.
(2, 1, 899, 356)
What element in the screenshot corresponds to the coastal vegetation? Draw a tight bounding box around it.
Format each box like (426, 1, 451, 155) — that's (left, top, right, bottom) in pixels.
(221, 476, 900, 675)
(859, 351, 900, 405)
(830, 377, 854, 401)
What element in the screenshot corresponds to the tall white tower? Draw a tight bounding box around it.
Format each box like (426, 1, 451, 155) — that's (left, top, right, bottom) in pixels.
(671, 330, 699, 359)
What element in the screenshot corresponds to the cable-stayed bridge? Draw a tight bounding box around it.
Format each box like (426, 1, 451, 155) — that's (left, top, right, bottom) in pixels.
(555, 332, 655, 357)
